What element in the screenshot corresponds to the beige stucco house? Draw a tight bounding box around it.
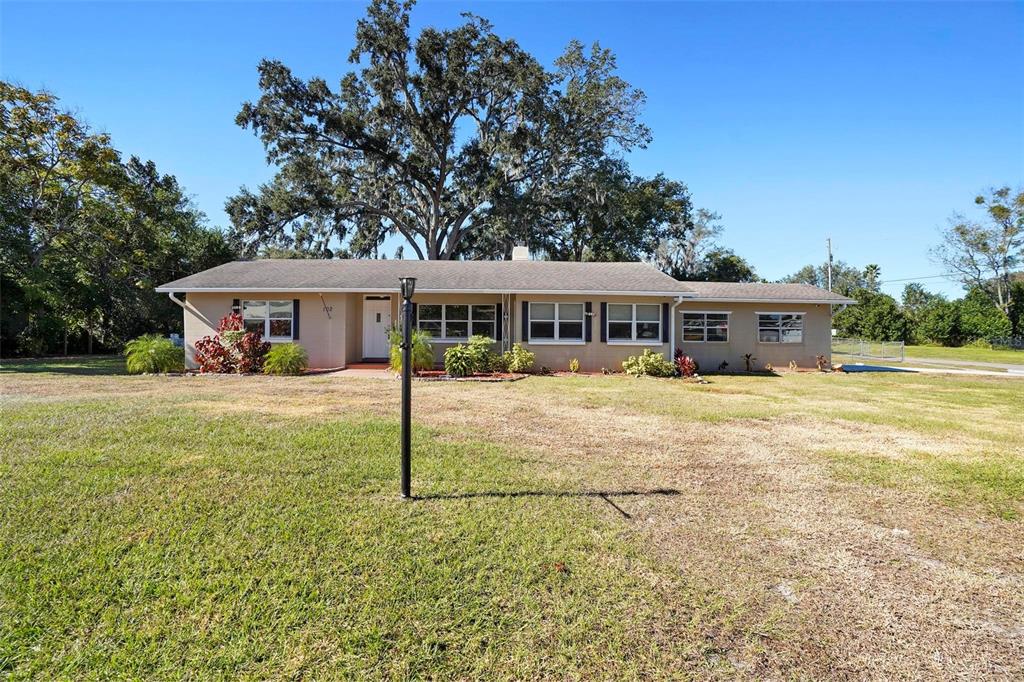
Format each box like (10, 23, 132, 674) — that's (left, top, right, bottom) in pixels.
(156, 254, 854, 373)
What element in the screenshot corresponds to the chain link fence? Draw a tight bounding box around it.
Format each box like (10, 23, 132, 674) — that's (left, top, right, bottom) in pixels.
(990, 336, 1024, 350)
(832, 337, 905, 362)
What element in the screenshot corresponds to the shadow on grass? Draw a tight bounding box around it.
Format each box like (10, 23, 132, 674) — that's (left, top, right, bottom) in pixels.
(417, 488, 681, 519)
(0, 355, 125, 375)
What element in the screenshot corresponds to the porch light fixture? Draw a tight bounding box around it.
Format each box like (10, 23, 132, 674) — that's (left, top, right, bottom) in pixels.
(398, 276, 416, 498)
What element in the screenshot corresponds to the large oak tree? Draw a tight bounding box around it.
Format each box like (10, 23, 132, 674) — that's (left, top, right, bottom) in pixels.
(228, 0, 650, 260)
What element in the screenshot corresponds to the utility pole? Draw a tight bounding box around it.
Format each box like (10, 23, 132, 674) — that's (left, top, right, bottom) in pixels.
(826, 238, 833, 292)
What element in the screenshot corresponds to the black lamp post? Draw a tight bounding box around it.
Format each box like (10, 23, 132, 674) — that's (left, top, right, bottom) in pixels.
(399, 276, 416, 499)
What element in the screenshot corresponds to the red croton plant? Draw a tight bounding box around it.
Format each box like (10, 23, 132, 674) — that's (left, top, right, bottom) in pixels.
(673, 348, 698, 378)
(194, 313, 270, 373)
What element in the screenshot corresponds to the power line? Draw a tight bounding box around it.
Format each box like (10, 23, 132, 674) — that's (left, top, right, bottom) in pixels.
(879, 273, 958, 284)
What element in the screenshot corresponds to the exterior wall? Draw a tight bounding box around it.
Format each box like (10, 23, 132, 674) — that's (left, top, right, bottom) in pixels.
(515, 294, 673, 373)
(178, 290, 833, 373)
(675, 301, 833, 370)
(181, 292, 353, 370)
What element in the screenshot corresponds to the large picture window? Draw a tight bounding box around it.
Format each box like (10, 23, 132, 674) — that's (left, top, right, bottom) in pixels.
(528, 302, 584, 342)
(417, 304, 495, 339)
(242, 300, 293, 340)
(607, 303, 661, 343)
(682, 312, 729, 343)
(758, 313, 804, 343)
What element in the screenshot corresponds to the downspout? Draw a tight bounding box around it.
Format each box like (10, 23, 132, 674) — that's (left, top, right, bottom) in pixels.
(167, 291, 215, 330)
(167, 292, 187, 311)
(668, 295, 685, 358)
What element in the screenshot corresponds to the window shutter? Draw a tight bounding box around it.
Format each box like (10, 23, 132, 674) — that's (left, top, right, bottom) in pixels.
(495, 303, 503, 341)
(584, 302, 593, 342)
(600, 302, 607, 342)
(661, 302, 669, 343)
(522, 301, 529, 341)
(293, 299, 300, 340)
(232, 298, 240, 315)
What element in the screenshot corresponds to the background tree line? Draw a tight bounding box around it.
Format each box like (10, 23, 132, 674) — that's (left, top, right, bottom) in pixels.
(1, 83, 236, 356)
(3, 0, 1018, 357)
(782, 186, 1023, 345)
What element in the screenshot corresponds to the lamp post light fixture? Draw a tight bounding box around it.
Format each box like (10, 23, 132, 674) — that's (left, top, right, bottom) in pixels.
(398, 276, 416, 498)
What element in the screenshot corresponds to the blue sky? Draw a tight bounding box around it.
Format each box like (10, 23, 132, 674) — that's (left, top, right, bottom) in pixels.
(3, 1, 1022, 298)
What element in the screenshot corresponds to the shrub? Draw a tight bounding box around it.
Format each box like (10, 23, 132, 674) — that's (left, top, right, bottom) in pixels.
(673, 349, 697, 377)
(124, 334, 184, 374)
(263, 343, 309, 375)
(387, 328, 435, 373)
(194, 313, 270, 373)
(918, 299, 961, 346)
(957, 288, 1012, 342)
(194, 334, 232, 373)
(489, 352, 509, 373)
(568, 358, 580, 374)
(466, 335, 498, 372)
(502, 343, 535, 373)
(444, 344, 475, 377)
(622, 349, 676, 377)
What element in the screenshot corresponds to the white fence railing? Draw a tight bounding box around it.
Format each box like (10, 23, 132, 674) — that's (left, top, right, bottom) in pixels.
(832, 337, 905, 362)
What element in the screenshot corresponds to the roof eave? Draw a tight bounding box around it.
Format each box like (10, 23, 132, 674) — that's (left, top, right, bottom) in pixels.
(154, 286, 696, 297)
(684, 296, 856, 305)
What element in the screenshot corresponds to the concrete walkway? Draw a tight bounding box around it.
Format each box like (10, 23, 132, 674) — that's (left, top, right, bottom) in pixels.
(901, 356, 1024, 373)
(325, 367, 395, 379)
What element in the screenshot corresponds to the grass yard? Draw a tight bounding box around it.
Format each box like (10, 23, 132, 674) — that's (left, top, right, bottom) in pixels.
(2, 360, 1022, 678)
(904, 344, 1024, 365)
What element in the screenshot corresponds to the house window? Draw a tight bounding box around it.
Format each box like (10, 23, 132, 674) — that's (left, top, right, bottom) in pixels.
(758, 313, 804, 343)
(529, 302, 584, 342)
(417, 304, 496, 339)
(682, 312, 730, 343)
(607, 303, 661, 343)
(242, 300, 293, 340)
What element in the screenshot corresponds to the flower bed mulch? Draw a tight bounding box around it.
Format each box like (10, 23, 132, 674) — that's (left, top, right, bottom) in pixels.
(413, 370, 528, 382)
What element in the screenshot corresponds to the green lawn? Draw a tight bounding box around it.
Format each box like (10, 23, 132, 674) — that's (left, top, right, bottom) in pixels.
(0, 355, 125, 375)
(1, 373, 693, 678)
(904, 344, 1024, 365)
(2, 360, 1022, 677)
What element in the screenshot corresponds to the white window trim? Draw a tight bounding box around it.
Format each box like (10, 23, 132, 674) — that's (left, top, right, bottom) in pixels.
(681, 311, 731, 344)
(606, 303, 663, 345)
(756, 312, 805, 344)
(416, 303, 496, 341)
(242, 299, 294, 342)
(527, 302, 586, 344)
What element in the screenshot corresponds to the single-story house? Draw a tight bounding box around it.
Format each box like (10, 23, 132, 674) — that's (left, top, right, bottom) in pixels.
(155, 252, 855, 372)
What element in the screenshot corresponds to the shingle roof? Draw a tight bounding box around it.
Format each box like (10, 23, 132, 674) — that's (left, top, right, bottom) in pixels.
(679, 281, 856, 303)
(156, 259, 692, 295)
(155, 259, 854, 303)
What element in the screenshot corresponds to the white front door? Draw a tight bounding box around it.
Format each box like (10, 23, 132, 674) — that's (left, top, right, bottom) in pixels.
(362, 297, 392, 359)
